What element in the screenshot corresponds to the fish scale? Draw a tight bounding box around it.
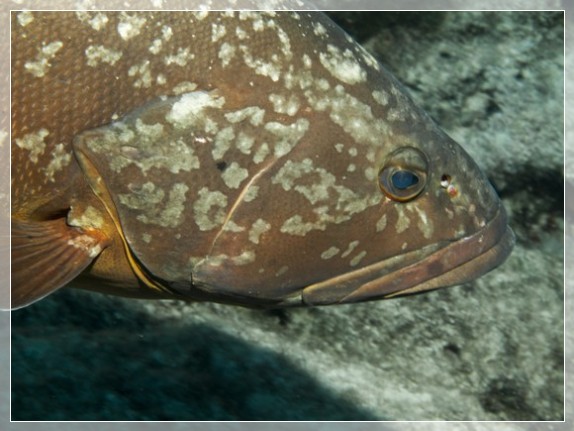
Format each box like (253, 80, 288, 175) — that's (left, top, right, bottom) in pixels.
(11, 11, 514, 309)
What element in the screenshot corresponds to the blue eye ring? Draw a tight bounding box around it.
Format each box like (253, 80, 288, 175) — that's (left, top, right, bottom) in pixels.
(378, 147, 428, 202)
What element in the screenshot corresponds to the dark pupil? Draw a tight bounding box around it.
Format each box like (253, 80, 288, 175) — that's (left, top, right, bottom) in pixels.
(391, 170, 418, 190)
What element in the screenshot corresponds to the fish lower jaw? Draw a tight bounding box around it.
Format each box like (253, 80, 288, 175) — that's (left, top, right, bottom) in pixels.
(300, 205, 515, 306)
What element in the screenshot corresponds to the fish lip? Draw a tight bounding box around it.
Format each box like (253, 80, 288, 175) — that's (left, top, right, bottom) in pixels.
(301, 205, 515, 306)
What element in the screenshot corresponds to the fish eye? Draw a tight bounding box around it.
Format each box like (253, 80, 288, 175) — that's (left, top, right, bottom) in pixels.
(391, 170, 419, 189)
(378, 147, 428, 202)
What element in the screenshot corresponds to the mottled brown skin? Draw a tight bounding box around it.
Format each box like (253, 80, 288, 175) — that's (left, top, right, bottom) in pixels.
(11, 11, 514, 309)
(12, 12, 212, 303)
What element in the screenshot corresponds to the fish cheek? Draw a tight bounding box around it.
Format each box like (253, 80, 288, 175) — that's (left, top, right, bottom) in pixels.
(190, 154, 378, 300)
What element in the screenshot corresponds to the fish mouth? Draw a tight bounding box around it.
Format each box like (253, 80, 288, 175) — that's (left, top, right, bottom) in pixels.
(299, 205, 515, 306)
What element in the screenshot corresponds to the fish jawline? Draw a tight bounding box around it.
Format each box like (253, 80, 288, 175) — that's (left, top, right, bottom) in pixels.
(300, 205, 515, 306)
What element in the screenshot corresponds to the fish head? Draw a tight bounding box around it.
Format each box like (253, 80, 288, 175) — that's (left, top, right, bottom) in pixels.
(68, 11, 514, 308)
(187, 91, 514, 307)
(74, 82, 513, 308)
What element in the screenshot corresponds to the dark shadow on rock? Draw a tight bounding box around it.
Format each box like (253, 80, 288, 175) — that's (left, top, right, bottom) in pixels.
(496, 165, 563, 248)
(327, 11, 446, 44)
(11, 290, 380, 421)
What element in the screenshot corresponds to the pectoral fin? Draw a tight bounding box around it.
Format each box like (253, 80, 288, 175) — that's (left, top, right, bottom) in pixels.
(11, 217, 110, 309)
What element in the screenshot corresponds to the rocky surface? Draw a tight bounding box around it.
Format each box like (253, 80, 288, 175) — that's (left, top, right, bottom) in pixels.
(10, 11, 564, 421)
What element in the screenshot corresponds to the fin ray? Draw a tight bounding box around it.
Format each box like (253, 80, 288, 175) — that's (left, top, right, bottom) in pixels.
(11, 217, 109, 309)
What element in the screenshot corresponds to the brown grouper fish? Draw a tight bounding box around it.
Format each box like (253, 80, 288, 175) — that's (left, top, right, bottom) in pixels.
(11, 11, 515, 309)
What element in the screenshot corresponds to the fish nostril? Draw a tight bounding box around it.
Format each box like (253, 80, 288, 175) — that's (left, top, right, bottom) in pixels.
(440, 174, 458, 197)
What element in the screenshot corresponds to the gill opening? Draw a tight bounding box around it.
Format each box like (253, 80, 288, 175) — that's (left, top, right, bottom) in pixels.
(75, 152, 179, 297)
